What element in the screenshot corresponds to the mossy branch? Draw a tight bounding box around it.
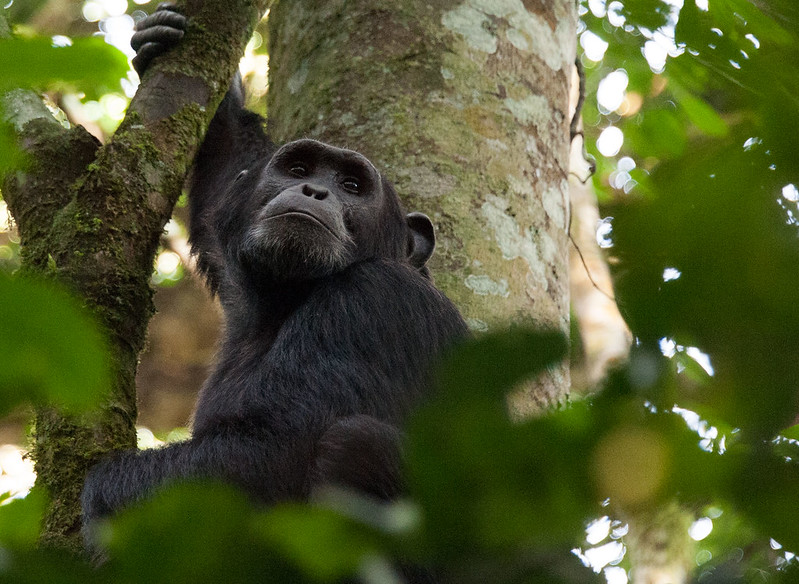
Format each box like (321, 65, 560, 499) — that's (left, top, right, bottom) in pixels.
(1, 0, 269, 550)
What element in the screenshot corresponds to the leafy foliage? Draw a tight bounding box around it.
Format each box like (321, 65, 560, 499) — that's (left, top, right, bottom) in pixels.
(587, 0, 799, 437)
(579, 0, 799, 578)
(0, 273, 109, 417)
(0, 35, 127, 176)
(0, 36, 128, 95)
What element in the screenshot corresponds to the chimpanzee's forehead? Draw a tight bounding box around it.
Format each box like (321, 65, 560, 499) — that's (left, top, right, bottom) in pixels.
(272, 139, 379, 175)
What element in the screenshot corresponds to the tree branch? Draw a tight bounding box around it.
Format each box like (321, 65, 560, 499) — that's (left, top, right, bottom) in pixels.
(2, 0, 269, 549)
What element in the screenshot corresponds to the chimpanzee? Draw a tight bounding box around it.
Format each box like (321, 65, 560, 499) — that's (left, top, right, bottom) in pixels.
(81, 2, 467, 546)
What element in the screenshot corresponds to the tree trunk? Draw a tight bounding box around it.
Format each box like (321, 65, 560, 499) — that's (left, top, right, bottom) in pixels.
(1, 0, 268, 550)
(267, 0, 577, 414)
(567, 137, 631, 390)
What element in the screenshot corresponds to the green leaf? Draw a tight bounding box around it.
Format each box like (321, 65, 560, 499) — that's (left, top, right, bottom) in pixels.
(0, 273, 110, 415)
(0, 548, 101, 584)
(782, 424, 799, 442)
(728, 453, 799, 551)
(671, 85, 729, 137)
(624, 108, 687, 158)
(620, 0, 673, 31)
(0, 488, 45, 548)
(435, 328, 568, 403)
(0, 36, 128, 96)
(713, 0, 794, 46)
(256, 504, 383, 581)
(409, 331, 589, 559)
(107, 482, 297, 583)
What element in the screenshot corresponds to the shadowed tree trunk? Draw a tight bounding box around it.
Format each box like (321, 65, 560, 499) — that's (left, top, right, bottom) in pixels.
(267, 0, 578, 415)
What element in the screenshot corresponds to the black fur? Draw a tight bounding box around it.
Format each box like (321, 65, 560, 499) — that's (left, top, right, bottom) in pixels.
(82, 2, 467, 549)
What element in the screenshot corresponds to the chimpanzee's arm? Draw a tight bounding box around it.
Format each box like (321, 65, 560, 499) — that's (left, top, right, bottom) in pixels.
(81, 427, 311, 528)
(82, 415, 405, 530)
(130, 4, 275, 290)
(188, 75, 275, 290)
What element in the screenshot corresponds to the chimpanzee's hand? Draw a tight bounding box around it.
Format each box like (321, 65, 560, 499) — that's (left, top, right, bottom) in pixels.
(130, 3, 186, 77)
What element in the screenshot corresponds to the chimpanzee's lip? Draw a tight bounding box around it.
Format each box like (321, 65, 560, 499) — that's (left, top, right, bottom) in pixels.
(267, 211, 339, 239)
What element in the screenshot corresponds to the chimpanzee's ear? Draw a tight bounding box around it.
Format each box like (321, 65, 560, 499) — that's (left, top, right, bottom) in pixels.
(406, 212, 435, 269)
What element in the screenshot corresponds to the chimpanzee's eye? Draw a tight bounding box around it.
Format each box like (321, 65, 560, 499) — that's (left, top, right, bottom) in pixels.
(341, 178, 360, 194)
(289, 163, 308, 177)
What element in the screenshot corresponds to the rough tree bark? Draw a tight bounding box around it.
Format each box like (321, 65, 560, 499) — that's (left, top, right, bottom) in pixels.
(1, 0, 268, 549)
(267, 0, 577, 415)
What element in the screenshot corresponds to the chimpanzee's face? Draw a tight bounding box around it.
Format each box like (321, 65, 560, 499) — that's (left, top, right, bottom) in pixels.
(235, 139, 407, 282)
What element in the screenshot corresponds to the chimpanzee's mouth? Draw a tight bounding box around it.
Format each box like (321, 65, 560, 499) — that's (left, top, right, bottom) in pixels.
(268, 211, 340, 239)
